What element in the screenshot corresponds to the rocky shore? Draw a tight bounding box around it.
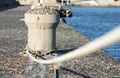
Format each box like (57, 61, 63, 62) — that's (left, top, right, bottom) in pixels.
(0, 6, 120, 78)
(71, 3, 120, 7)
(71, 0, 120, 7)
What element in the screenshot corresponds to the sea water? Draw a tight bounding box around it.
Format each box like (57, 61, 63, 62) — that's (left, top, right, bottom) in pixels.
(65, 7, 120, 62)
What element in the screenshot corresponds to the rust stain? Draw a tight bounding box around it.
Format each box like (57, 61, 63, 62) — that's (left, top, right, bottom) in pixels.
(36, 16, 40, 29)
(37, 17, 40, 21)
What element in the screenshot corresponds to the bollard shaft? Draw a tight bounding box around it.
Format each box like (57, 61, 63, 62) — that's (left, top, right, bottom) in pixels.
(24, 7, 59, 53)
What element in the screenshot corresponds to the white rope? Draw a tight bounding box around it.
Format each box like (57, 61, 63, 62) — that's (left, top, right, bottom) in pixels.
(27, 26, 120, 64)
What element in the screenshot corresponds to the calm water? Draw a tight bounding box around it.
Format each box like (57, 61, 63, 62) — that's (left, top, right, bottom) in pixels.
(65, 7, 120, 62)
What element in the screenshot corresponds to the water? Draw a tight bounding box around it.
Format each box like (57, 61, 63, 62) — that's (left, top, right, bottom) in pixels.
(65, 7, 120, 62)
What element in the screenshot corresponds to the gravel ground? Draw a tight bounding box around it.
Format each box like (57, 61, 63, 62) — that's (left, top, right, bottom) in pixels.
(0, 6, 120, 78)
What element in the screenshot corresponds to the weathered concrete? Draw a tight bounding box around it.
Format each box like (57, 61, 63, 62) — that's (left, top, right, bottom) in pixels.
(0, 6, 120, 78)
(24, 6, 59, 53)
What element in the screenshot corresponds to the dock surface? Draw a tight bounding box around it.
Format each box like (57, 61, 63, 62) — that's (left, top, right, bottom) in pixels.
(0, 6, 120, 78)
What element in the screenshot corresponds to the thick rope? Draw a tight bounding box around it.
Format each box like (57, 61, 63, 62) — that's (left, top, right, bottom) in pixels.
(26, 26, 120, 64)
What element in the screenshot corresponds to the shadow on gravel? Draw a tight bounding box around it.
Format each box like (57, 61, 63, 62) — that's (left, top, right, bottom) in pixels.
(61, 67, 91, 78)
(0, 0, 20, 11)
(57, 49, 91, 78)
(57, 48, 76, 54)
(0, 6, 19, 11)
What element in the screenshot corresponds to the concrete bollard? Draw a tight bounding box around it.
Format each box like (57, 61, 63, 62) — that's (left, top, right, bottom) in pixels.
(24, 6, 60, 54)
(22, 1, 72, 78)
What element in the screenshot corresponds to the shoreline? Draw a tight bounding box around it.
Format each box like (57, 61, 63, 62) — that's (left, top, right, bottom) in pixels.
(0, 4, 120, 9)
(71, 4, 120, 8)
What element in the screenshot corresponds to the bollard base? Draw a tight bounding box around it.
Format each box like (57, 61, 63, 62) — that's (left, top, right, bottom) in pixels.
(21, 48, 60, 78)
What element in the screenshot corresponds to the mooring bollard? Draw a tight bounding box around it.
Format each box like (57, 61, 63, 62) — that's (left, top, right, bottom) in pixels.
(24, 4, 60, 78)
(20, 0, 72, 78)
(24, 6, 59, 78)
(24, 7, 59, 53)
